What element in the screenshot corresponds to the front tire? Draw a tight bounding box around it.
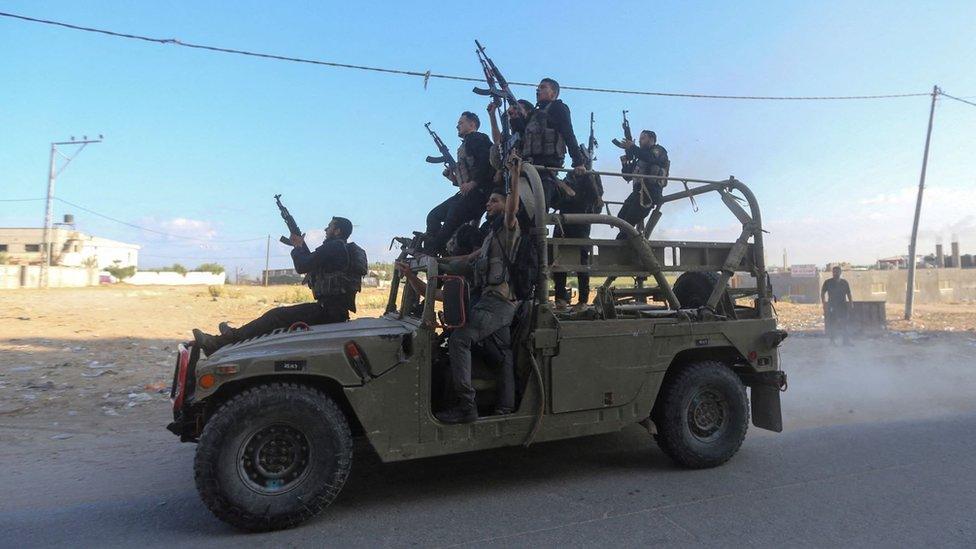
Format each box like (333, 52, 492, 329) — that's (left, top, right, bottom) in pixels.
(652, 361, 748, 469)
(194, 383, 353, 532)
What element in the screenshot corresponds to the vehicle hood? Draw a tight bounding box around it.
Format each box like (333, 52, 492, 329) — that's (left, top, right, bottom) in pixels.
(206, 315, 420, 363)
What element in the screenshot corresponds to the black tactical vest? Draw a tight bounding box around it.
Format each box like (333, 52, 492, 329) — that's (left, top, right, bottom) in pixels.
(456, 138, 477, 184)
(311, 241, 364, 302)
(633, 145, 668, 192)
(521, 103, 566, 159)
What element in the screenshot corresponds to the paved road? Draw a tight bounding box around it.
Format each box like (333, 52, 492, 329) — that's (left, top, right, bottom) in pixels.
(2, 411, 975, 548)
(3, 333, 976, 547)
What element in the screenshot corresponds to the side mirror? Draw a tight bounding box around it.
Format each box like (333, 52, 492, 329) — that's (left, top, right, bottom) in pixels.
(435, 275, 468, 329)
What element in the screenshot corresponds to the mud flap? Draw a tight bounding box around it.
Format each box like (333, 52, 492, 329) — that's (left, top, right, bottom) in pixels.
(750, 385, 783, 432)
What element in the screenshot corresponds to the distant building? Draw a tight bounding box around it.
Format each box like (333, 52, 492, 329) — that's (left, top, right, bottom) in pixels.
(0, 227, 139, 268)
(263, 268, 303, 285)
(261, 267, 381, 288)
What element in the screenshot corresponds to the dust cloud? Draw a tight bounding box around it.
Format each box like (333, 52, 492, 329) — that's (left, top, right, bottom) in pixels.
(779, 332, 976, 431)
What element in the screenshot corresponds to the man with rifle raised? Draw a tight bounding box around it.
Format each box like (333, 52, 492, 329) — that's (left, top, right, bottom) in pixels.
(473, 41, 585, 211)
(191, 199, 367, 356)
(553, 112, 604, 310)
(509, 77, 588, 210)
(423, 112, 494, 256)
(614, 113, 670, 238)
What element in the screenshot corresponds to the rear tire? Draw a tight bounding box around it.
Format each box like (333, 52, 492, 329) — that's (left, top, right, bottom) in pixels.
(652, 360, 748, 469)
(194, 383, 352, 532)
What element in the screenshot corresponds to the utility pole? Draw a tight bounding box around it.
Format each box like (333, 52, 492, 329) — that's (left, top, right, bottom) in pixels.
(904, 85, 939, 320)
(41, 135, 103, 287)
(264, 235, 271, 286)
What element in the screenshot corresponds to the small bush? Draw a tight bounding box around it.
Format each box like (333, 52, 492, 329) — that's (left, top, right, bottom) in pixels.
(275, 286, 313, 304)
(106, 265, 136, 280)
(196, 263, 225, 274)
(207, 285, 225, 299)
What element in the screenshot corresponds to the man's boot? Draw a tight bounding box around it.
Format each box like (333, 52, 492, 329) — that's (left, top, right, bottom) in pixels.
(435, 404, 477, 424)
(217, 322, 235, 338)
(192, 328, 230, 357)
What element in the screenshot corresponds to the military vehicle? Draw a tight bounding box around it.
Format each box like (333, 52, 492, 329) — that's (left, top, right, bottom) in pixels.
(167, 164, 788, 531)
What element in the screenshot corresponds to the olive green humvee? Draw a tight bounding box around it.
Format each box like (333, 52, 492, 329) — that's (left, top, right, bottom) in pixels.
(168, 165, 788, 532)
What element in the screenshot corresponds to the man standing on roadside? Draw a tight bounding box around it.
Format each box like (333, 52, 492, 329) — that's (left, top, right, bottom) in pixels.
(820, 266, 853, 345)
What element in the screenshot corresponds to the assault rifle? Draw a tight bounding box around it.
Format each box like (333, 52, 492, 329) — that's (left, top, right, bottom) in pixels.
(386, 231, 426, 314)
(274, 194, 313, 286)
(471, 40, 521, 192)
(611, 109, 633, 151)
(472, 40, 518, 106)
(424, 123, 459, 186)
(580, 112, 598, 169)
(612, 109, 637, 173)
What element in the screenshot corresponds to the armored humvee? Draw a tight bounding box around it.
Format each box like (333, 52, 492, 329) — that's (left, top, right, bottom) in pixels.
(167, 164, 788, 532)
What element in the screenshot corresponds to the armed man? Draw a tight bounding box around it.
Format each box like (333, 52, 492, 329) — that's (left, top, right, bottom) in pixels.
(553, 113, 604, 309)
(615, 129, 669, 238)
(509, 78, 587, 210)
(192, 216, 367, 356)
(429, 156, 523, 424)
(424, 111, 494, 255)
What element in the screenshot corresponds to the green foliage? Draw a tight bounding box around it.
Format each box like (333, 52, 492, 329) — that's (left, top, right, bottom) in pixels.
(275, 286, 313, 304)
(154, 263, 188, 275)
(106, 265, 136, 280)
(196, 263, 225, 274)
(207, 285, 225, 299)
(0, 252, 9, 265)
(369, 262, 394, 280)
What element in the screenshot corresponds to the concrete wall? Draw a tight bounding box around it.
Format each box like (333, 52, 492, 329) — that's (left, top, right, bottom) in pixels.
(0, 266, 225, 288)
(767, 268, 976, 304)
(0, 265, 99, 289)
(126, 271, 226, 286)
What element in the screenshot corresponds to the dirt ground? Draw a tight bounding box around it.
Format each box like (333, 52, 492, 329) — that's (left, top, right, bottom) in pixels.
(0, 285, 390, 441)
(1, 284, 975, 444)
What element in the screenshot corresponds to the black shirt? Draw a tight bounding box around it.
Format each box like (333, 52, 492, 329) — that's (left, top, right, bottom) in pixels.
(562, 171, 604, 213)
(626, 143, 669, 169)
(292, 238, 354, 310)
(460, 131, 494, 191)
(511, 99, 585, 168)
(821, 278, 851, 304)
(291, 238, 349, 275)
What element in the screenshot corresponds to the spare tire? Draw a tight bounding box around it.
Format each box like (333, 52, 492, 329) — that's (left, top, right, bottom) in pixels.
(673, 271, 734, 316)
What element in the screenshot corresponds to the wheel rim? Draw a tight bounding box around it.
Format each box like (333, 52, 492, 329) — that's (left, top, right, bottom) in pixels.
(237, 423, 311, 495)
(686, 386, 728, 442)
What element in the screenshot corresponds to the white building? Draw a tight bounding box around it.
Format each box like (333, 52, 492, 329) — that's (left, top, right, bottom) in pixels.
(0, 227, 139, 268)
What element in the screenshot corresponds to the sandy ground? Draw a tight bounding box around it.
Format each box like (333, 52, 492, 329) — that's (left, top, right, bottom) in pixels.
(0, 285, 389, 444)
(1, 284, 975, 446)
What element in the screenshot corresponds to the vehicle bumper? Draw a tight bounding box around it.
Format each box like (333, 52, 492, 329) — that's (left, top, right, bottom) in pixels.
(167, 343, 203, 442)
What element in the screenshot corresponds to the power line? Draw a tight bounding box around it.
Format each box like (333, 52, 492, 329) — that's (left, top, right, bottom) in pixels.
(52, 197, 266, 243)
(939, 91, 976, 108)
(0, 11, 933, 102)
(0, 197, 46, 202)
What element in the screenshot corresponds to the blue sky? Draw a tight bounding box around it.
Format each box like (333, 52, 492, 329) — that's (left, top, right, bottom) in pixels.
(1, 1, 974, 275)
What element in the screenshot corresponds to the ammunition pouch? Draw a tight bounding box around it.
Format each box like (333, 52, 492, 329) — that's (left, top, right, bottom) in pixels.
(312, 271, 359, 300)
(521, 104, 566, 160)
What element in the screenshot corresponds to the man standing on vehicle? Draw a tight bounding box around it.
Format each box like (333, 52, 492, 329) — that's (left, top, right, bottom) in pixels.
(820, 266, 853, 345)
(425, 111, 494, 255)
(615, 130, 669, 238)
(433, 157, 523, 424)
(192, 217, 367, 356)
(509, 78, 587, 210)
(553, 167, 604, 309)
